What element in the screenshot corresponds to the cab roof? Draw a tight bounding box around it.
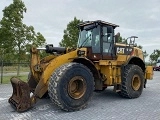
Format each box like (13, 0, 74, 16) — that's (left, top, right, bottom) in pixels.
(78, 20, 119, 29)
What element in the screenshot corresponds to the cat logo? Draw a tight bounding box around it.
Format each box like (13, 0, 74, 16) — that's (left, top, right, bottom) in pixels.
(117, 47, 125, 54)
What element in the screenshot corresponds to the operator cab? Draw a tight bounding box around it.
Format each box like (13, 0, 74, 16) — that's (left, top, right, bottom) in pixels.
(77, 20, 119, 60)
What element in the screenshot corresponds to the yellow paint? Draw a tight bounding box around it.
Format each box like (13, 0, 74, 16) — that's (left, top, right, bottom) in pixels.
(30, 47, 40, 83)
(145, 66, 153, 80)
(96, 46, 152, 86)
(31, 45, 153, 97)
(132, 47, 144, 60)
(34, 48, 88, 97)
(100, 64, 121, 86)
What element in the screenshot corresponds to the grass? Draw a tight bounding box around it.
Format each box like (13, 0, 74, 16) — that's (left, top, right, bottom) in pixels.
(2, 66, 29, 73)
(0, 66, 29, 84)
(0, 75, 28, 84)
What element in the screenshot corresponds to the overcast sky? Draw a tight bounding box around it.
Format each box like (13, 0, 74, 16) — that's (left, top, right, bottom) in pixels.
(0, 0, 160, 61)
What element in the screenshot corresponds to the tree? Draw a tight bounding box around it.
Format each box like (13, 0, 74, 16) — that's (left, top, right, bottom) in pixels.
(143, 50, 148, 59)
(0, 0, 46, 76)
(116, 33, 127, 44)
(149, 49, 160, 64)
(59, 17, 82, 48)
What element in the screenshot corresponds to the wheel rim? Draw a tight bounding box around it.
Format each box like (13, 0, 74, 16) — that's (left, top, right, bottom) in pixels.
(132, 75, 141, 91)
(68, 76, 86, 99)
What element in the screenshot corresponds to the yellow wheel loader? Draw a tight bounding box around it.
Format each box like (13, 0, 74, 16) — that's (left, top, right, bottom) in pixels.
(8, 20, 153, 112)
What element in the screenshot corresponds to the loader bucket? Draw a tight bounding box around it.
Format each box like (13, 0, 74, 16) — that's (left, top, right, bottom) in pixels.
(8, 77, 31, 112)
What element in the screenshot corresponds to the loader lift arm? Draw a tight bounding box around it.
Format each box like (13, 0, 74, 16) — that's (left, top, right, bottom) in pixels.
(8, 45, 67, 112)
(8, 46, 41, 112)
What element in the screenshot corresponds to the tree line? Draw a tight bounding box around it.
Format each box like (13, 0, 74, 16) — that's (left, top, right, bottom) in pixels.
(0, 0, 46, 75)
(0, 0, 46, 63)
(0, 0, 159, 67)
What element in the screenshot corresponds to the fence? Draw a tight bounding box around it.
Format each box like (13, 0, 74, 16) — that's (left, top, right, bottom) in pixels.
(0, 60, 154, 84)
(0, 61, 29, 84)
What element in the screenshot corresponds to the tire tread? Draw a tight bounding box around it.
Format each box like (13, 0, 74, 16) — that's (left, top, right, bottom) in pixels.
(119, 64, 144, 98)
(48, 62, 94, 111)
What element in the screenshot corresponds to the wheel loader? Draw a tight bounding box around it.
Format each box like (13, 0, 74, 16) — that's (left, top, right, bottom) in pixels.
(8, 20, 153, 112)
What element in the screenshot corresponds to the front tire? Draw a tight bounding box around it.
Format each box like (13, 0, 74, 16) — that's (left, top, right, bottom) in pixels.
(48, 62, 94, 111)
(118, 64, 144, 98)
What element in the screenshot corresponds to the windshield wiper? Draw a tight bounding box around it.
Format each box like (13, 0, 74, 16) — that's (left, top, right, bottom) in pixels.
(79, 34, 91, 48)
(78, 25, 97, 48)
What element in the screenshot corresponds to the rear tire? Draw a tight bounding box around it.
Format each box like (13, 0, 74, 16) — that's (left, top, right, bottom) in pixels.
(118, 64, 144, 98)
(48, 62, 94, 111)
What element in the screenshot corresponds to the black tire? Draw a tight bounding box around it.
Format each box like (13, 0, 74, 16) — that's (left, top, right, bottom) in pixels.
(118, 64, 144, 98)
(48, 62, 94, 111)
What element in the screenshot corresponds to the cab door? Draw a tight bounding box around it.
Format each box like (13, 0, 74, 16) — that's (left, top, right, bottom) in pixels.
(87, 25, 102, 61)
(102, 26, 116, 60)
